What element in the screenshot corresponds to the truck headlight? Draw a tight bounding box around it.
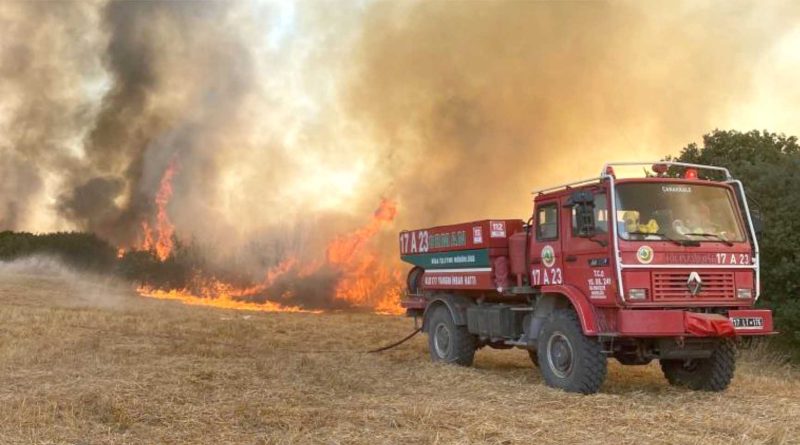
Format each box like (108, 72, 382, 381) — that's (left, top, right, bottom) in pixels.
(629, 288, 648, 300)
(736, 288, 752, 299)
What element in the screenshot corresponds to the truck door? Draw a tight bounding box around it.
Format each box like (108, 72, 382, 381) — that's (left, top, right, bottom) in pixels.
(530, 200, 564, 288)
(562, 190, 615, 304)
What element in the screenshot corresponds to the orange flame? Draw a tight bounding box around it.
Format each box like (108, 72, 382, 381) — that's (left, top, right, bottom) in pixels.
(238, 198, 404, 313)
(133, 192, 404, 314)
(140, 159, 179, 261)
(325, 198, 404, 314)
(137, 280, 313, 313)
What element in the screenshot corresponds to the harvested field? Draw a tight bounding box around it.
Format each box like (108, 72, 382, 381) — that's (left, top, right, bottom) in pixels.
(0, 261, 798, 445)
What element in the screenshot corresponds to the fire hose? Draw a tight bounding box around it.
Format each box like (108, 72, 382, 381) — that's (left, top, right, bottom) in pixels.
(65, 323, 423, 354)
(366, 327, 422, 353)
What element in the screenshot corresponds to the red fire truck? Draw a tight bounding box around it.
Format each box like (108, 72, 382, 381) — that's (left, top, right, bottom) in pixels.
(399, 162, 773, 394)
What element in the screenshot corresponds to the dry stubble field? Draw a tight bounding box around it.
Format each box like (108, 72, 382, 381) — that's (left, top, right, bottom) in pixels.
(0, 258, 799, 445)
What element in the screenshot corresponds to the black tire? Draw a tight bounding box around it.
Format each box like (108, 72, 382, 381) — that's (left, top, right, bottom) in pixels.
(426, 305, 477, 366)
(660, 339, 736, 391)
(536, 309, 607, 394)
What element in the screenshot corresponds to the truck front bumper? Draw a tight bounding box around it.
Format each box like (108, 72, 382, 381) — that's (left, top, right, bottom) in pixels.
(616, 309, 774, 337)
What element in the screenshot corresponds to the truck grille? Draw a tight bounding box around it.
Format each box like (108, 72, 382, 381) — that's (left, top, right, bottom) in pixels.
(651, 271, 735, 301)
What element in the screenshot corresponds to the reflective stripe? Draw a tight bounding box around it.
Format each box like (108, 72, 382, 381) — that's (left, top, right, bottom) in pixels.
(425, 268, 492, 273)
(620, 264, 757, 270)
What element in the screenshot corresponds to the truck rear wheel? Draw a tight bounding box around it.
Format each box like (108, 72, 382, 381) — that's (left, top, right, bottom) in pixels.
(660, 339, 736, 391)
(426, 305, 476, 366)
(536, 309, 607, 394)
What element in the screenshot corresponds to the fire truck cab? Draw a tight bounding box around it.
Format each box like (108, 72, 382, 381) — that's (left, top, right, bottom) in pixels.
(400, 161, 774, 394)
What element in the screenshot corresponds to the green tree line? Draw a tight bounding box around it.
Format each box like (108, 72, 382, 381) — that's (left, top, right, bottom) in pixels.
(0, 231, 117, 272)
(0, 231, 251, 294)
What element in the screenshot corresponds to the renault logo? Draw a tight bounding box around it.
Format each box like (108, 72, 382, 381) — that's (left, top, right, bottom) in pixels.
(687, 271, 703, 296)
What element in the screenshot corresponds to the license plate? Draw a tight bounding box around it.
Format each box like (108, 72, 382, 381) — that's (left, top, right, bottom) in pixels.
(731, 317, 764, 329)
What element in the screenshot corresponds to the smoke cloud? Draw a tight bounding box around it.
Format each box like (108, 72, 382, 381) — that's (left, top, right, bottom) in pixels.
(0, 1, 102, 231)
(1, 0, 800, 277)
(346, 1, 800, 227)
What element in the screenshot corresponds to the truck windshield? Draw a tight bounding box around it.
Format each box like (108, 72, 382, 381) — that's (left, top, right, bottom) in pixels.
(614, 183, 745, 243)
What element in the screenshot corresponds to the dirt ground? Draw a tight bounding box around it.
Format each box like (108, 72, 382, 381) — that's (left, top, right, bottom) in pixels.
(1, 259, 798, 444)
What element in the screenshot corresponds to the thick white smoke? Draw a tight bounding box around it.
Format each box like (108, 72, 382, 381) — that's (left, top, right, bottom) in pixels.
(0, 0, 799, 271)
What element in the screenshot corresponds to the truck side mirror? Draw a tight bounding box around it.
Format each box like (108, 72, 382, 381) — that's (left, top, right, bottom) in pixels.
(750, 209, 764, 237)
(567, 191, 596, 238)
(575, 204, 596, 237)
(567, 190, 594, 205)
(730, 180, 763, 239)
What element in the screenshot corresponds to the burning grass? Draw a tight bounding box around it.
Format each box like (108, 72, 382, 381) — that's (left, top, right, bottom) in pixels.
(121, 165, 405, 314)
(1, 268, 799, 444)
(136, 284, 311, 313)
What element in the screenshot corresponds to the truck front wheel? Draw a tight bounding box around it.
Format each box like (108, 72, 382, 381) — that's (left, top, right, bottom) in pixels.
(660, 339, 736, 391)
(536, 309, 607, 394)
(426, 305, 477, 366)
